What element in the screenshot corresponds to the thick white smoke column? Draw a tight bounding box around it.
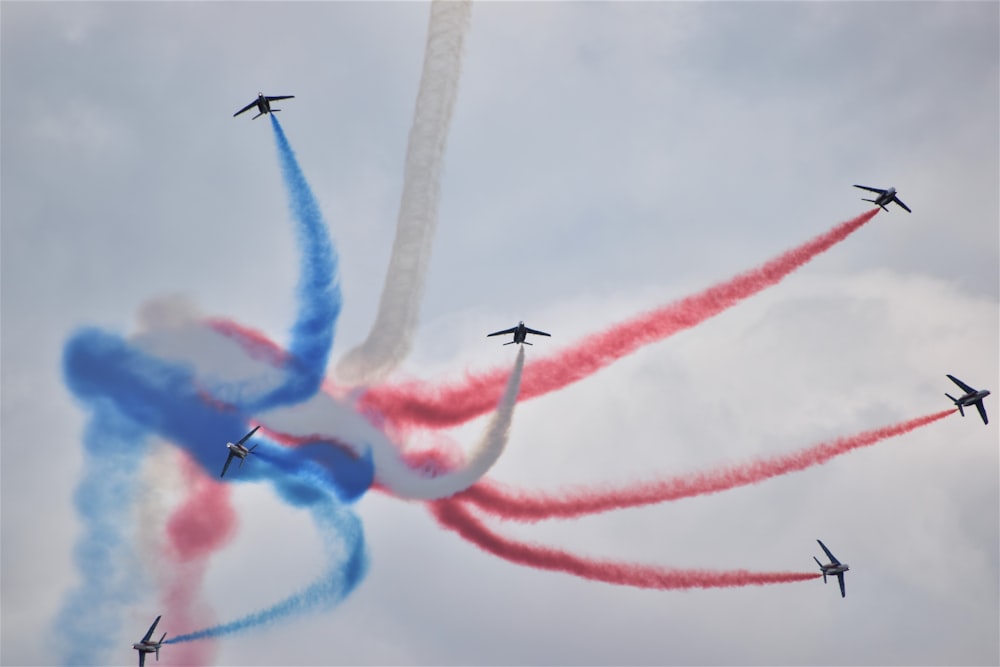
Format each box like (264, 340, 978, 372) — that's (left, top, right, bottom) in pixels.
(376, 346, 525, 500)
(336, 0, 472, 385)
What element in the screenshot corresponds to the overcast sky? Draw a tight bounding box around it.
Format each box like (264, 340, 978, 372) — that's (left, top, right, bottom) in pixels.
(2, 2, 998, 666)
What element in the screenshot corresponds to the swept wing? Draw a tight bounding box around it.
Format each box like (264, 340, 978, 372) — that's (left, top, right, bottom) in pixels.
(266, 95, 294, 102)
(220, 451, 237, 478)
(975, 400, 989, 425)
(233, 100, 258, 117)
(141, 616, 161, 643)
(817, 539, 840, 565)
(947, 374, 976, 394)
(234, 425, 261, 446)
(837, 572, 846, 598)
(523, 327, 551, 337)
(487, 327, 517, 337)
(893, 196, 912, 213)
(853, 184, 887, 195)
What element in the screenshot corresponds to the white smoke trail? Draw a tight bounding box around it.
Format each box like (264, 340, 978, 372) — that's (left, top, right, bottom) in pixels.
(375, 346, 525, 500)
(336, 0, 472, 385)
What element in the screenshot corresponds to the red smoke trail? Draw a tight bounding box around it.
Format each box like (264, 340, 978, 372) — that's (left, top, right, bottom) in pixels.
(458, 409, 955, 522)
(364, 209, 880, 430)
(430, 498, 820, 590)
(159, 454, 238, 666)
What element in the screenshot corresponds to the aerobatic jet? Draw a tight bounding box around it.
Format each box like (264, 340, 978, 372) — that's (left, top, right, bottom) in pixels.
(487, 321, 551, 346)
(233, 92, 295, 119)
(853, 184, 911, 212)
(220, 425, 260, 478)
(132, 615, 166, 667)
(813, 540, 849, 598)
(945, 374, 991, 425)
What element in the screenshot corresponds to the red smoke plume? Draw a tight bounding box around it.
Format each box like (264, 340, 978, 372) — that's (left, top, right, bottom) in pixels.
(159, 454, 237, 665)
(364, 209, 880, 430)
(430, 498, 820, 590)
(458, 409, 955, 522)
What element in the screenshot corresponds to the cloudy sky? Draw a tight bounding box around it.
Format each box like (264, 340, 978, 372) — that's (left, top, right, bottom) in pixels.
(2, 2, 998, 666)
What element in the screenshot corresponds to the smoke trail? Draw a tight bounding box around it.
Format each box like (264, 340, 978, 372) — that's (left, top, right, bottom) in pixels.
(232, 115, 342, 411)
(378, 346, 525, 499)
(159, 455, 235, 666)
(166, 495, 368, 643)
(458, 409, 955, 522)
(336, 0, 472, 385)
(59, 327, 373, 650)
(363, 209, 880, 429)
(430, 499, 819, 590)
(53, 404, 149, 665)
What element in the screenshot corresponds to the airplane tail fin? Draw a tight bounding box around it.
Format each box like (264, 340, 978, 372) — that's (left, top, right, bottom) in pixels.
(813, 556, 826, 583)
(252, 112, 264, 120)
(524, 341, 533, 345)
(503, 341, 515, 346)
(861, 198, 877, 204)
(946, 394, 964, 416)
(249, 444, 258, 453)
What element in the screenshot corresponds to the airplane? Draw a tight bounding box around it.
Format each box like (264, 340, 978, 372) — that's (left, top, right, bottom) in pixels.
(233, 92, 295, 119)
(220, 425, 261, 478)
(813, 539, 849, 598)
(853, 184, 911, 213)
(132, 615, 166, 667)
(945, 374, 991, 425)
(487, 321, 551, 346)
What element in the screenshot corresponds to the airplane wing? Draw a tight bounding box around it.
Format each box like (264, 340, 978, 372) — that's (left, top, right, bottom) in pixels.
(233, 100, 257, 117)
(487, 327, 517, 337)
(975, 400, 989, 425)
(893, 196, 912, 213)
(266, 95, 294, 102)
(853, 184, 886, 194)
(221, 451, 236, 478)
(235, 425, 261, 446)
(947, 374, 976, 394)
(817, 539, 840, 565)
(139, 652, 146, 667)
(837, 572, 846, 598)
(142, 616, 161, 643)
(524, 327, 551, 337)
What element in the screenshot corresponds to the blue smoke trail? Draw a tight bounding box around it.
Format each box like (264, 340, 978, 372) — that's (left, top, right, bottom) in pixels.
(165, 495, 368, 644)
(54, 404, 150, 666)
(237, 115, 342, 411)
(55, 328, 374, 661)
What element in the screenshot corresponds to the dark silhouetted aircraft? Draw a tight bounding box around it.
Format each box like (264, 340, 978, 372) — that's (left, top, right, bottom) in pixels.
(487, 321, 550, 346)
(946, 375, 990, 425)
(221, 426, 260, 478)
(132, 615, 166, 667)
(814, 540, 849, 598)
(853, 184, 911, 212)
(233, 93, 295, 119)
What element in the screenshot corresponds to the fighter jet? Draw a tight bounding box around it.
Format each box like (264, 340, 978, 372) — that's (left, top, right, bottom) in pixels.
(220, 425, 260, 478)
(487, 321, 551, 346)
(853, 184, 911, 213)
(945, 375, 991, 425)
(233, 92, 295, 119)
(132, 615, 166, 667)
(813, 540, 849, 598)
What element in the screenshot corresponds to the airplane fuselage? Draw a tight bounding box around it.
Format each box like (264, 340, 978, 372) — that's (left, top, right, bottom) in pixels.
(957, 389, 991, 406)
(820, 563, 849, 576)
(254, 94, 271, 115)
(227, 442, 251, 459)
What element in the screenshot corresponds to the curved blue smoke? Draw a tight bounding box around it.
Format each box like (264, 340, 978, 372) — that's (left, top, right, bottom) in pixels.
(238, 115, 342, 411)
(57, 328, 373, 658)
(55, 116, 354, 662)
(165, 495, 368, 644)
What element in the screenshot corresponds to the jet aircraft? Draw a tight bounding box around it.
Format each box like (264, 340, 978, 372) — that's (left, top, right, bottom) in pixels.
(945, 374, 990, 425)
(233, 93, 295, 119)
(813, 539, 849, 598)
(132, 615, 166, 667)
(220, 425, 261, 478)
(487, 321, 551, 346)
(853, 184, 911, 213)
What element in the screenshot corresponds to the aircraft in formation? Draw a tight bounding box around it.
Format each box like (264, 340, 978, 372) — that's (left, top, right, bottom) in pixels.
(220, 425, 261, 478)
(853, 184, 911, 213)
(487, 321, 551, 346)
(132, 615, 166, 667)
(233, 92, 295, 120)
(945, 375, 990, 425)
(813, 540, 850, 598)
